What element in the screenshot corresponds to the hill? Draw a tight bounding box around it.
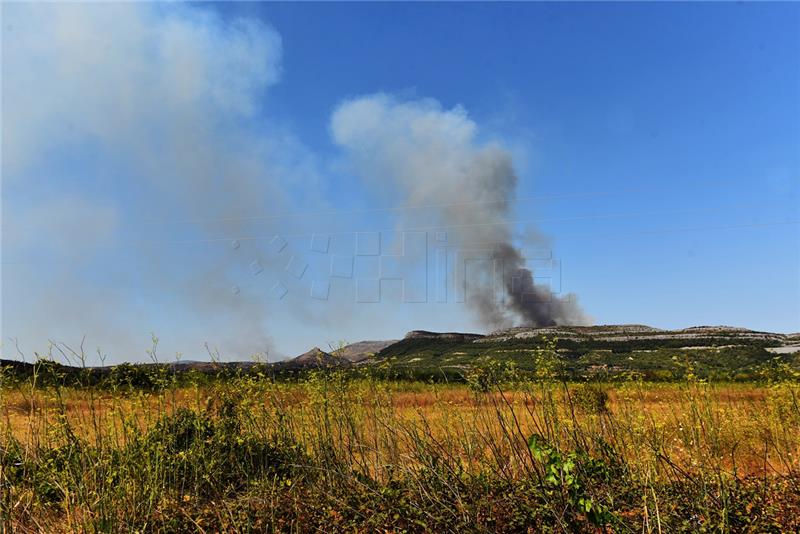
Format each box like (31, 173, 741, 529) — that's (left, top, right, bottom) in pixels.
(289, 347, 351, 367)
(2, 325, 798, 383)
(372, 324, 800, 381)
(335, 340, 398, 363)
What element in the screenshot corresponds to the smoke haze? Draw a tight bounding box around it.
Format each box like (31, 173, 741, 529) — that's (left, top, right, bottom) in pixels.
(2, 3, 315, 361)
(2, 4, 588, 363)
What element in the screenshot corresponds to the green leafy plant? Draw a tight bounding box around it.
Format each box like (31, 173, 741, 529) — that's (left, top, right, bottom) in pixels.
(527, 433, 616, 527)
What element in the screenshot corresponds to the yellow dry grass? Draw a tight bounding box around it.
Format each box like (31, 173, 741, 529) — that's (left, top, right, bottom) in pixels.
(3, 380, 798, 479)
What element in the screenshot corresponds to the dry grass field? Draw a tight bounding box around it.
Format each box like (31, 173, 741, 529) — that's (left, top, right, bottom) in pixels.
(2, 364, 800, 532)
(2, 381, 798, 476)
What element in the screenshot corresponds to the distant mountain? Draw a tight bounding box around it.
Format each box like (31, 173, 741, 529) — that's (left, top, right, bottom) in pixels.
(370, 324, 800, 381)
(290, 347, 351, 367)
(478, 324, 793, 344)
(403, 330, 484, 342)
(3, 325, 798, 382)
(335, 340, 398, 363)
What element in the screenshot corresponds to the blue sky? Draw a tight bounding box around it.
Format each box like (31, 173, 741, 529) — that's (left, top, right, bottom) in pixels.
(2, 2, 798, 363)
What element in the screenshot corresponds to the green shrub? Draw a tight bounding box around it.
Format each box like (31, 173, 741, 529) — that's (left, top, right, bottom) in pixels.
(571, 383, 609, 414)
(527, 434, 617, 528)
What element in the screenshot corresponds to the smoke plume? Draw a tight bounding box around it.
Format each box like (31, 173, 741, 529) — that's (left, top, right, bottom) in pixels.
(331, 94, 589, 330)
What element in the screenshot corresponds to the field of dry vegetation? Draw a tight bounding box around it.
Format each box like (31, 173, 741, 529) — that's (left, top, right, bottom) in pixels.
(2, 360, 800, 532)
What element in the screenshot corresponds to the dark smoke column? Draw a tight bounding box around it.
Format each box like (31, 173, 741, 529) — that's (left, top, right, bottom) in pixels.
(494, 243, 586, 328)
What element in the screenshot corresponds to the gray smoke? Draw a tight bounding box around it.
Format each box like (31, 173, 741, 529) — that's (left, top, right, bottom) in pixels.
(331, 94, 589, 330)
(2, 3, 316, 361)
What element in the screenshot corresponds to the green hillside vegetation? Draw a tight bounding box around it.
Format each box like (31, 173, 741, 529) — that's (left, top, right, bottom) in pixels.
(2, 326, 798, 387)
(373, 327, 798, 382)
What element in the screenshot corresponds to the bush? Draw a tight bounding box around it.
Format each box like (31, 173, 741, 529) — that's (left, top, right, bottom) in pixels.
(571, 383, 609, 414)
(137, 405, 301, 498)
(465, 358, 518, 392)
